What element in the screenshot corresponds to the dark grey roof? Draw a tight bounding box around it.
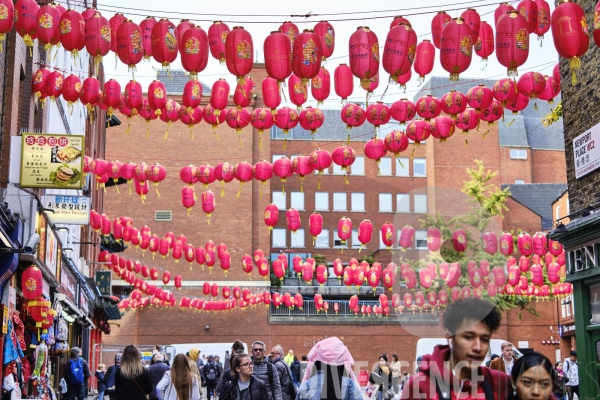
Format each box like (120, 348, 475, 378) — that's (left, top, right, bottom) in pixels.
(272, 108, 387, 142)
(414, 76, 564, 151)
(502, 183, 569, 230)
(157, 70, 212, 95)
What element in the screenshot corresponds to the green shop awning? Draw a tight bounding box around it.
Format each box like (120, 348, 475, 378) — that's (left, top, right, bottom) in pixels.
(96, 296, 122, 320)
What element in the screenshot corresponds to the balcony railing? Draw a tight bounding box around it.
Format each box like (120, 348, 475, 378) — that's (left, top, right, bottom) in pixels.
(280, 276, 386, 288)
(270, 299, 438, 321)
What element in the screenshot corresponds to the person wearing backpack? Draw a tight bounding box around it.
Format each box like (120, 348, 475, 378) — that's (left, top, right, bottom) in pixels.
(250, 340, 282, 400)
(202, 355, 221, 400)
(63, 347, 91, 400)
(270, 345, 296, 400)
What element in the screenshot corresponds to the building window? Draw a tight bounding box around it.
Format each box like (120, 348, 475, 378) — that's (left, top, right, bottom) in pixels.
(315, 229, 329, 249)
(272, 154, 285, 163)
(396, 194, 410, 213)
(273, 191, 286, 210)
(351, 156, 365, 175)
(379, 193, 393, 212)
(515, 179, 525, 185)
(556, 206, 561, 220)
(413, 158, 427, 177)
(414, 194, 428, 214)
(379, 234, 387, 249)
(291, 229, 305, 248)
(510, 149, 527, 160)
(291, 192, 304, 211)
(396, 158, 409, 177)
(351, 229, 361, 249)
(332, 163, 345, 175)
(415, 230, 428, 249)
(315, 192, 329, 211)
(272, 229, 286, 248)
(351, 193, 365, 212)
(333, 193, 347, 211)
(379, 157, 392, 176)
(333, 229, 348, 248)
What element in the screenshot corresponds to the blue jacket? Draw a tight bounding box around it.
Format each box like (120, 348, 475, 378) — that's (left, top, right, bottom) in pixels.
(296, 372, 363, 400)
(148, 361, 170, 399)
(96, 371, 107, 391)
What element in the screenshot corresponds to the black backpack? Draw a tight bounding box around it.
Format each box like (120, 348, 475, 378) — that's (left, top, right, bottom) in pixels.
(276, 360, 297, 399)
(205, 364, 218, 382)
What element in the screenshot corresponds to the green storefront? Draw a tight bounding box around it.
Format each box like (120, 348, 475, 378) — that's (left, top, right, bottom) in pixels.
(550, 216, 600, 398)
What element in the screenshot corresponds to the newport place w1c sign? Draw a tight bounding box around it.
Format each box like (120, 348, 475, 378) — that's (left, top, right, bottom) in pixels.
(573, 122, 600, 179)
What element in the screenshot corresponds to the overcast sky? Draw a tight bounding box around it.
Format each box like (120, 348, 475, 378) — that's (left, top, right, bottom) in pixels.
(94, 0, 558, 106)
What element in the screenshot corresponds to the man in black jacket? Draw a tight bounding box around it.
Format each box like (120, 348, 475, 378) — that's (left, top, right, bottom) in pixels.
(202, 355, 222, 399)
(63, 347, 91, 400)
(148, 353, 170, 400)
(104, 353, 121, 400)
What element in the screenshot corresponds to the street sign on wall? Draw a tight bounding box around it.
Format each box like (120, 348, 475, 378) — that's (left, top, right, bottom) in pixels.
(20, 134, 84, 189)
(573, 123, 600, 179)
(44, 195, 90, 225)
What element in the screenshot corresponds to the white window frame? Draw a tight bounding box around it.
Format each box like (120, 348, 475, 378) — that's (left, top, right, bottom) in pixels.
(272, 228, 286, 248)
(332, 163, 345, 175)
(379, 157, 393, 176)
(315, 229, 329, 249)
(315, 192, 329, 211)
(515, 179, 525, 185)
(291, 229, 305, 248)
(509, 149, 528, 160)
(413, 158, 427, 177)
(351, 193, 365, 212)
(272, 154, 285, 163)
(291, 191, 305, 211)
(396, 157, 409, 177)
(414, 194, 428, 214)
(351, 229, 361, 249)
(396, 194, 411, 213)
(415, 230, 428, 250)
(556, 206, 561, 220)
(379, 193, 393, 213)
(273, 191, 287, 211)
(333, 192, 347, 212)
(351, 156, 365, 175)
(333, 229, 348, 248)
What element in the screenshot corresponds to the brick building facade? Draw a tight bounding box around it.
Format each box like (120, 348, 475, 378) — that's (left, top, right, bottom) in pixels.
(101, 63, 571, 368)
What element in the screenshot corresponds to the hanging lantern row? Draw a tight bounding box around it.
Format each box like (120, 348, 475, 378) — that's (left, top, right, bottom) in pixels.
(13, 0, 594, 92)
(21, 265, 58, 335)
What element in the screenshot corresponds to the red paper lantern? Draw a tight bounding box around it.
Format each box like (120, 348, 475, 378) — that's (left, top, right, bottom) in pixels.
(496, 11, 529, 76)
(517, 71, 546, 100)
(263, 203, 279, 235)
(440, 18, 473, 81)
(452, 229, 467, 252)
(431, 116, 455, 142)
(480, 100, 504, 127)
(466, 85, 494, 113)
(292, 29, 322, 83)
(273, 156, 292, 188)
(414, 40, 435, 83)
(406, 119, 432, 145)
(382, 23, 417, 83)
(455, 108, 479, 134)
(124, 80, 143, 115)
(139, 16, 156, 60)
(108, 13, 126, 55)
(102, 79, 121, 118)
(251, 107, 275, 147)
(340, 103, 366, 132)
(226, 107, 251, 143)
(364, 137, 388, 169)
(84, 12, 111, 67)
(366, 102, 391, 130)
(493, 78, 519, 106)
(22, 266, 43, 299)
(152, 19, 178, 69)
(299, 107, 325, 136)
(535, 0, 551, 39)
(15, 0, 39, 49)
(309, 149, 332, 187)
(274, 107, 299, 135)
(308, 212, 323, 245)
(234, 162, 254, 197)
(80, 77, 101, 113)
(182, 80, 203, 115)
(399, 225, 415, 250)
(337, 217, 352, 247)
(288, 73, 307, 110)
(381, 222, 395, 250)
(311, 67, 330, 106)
(208, 21, 229, 63)
(59, 10, 85, 62)
(460, 8, 481, 42)
(262, 77, 281, 114)
(416, 95, 441, 121)
(384, 130, 409, 155)
(358, 220, 373, 249)
(210, 79, 230, 116)
(334, 64, 354, 102)
(116, 20, 143, 70)
(537, 75, 560, 104)
(225, 26, 253, 82)
(439, 90, 466, 120)
(233, 77, 254, 107)
(36, 4, 61, 50)
(285, 208, 301, 233)
(518, 232, 533, 256)
(45, 71, 63, 102)
(264, 31, 292, 82)
(349, 26, 379, 89)
(517, 0, 538, 34)
(316, 264, 328, 286)
(0, 0, 13, 50)
(148, 80, 167, 115)
(314, 21, 335, 60)
(475, 21, 494, 63)
(203, 104, 227, 133)
(432, 11, 452, 49)
(180, 26, 209, 78)
(427, 228, 442, 252)
(390, 99, 416, 124)
(201, 190, 216, 224)
(505, 93, 530, 114)
(254, 160, 273, 195)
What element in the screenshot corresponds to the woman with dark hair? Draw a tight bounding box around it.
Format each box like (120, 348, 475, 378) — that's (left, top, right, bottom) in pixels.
(553, 361, 569, 400)
(156, 354, 200, 400)
(219, 353, 268, 400)
(389, 354, 401, 395)
(370, 355, 393, 400)
(297, 337, 362, 400)
(115, 345, 152, 400)
(509, 352, 554, 400)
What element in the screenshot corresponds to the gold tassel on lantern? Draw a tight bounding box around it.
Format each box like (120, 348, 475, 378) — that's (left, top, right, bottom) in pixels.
(570, 57, 581, 85)
(236, 182, 244, 198)
(220, 182, 226, 198)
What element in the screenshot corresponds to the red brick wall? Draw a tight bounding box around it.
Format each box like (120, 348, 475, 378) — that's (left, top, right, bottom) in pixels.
(501, 197, 542, 233)
(532, 149, 567, 184)
(500, 147, 533, 184)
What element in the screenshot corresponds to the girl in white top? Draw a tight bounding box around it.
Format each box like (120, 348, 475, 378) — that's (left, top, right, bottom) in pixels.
(156, 354, 200, 400)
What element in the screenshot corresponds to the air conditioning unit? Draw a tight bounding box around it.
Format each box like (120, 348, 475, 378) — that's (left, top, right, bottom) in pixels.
(155, 210, 172, 222)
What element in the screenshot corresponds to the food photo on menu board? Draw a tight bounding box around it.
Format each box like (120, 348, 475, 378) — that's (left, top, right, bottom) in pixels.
(20, 134, 84, 189)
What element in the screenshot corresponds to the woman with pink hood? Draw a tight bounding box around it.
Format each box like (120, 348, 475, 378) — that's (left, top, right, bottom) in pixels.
(296, 337, 363, 400)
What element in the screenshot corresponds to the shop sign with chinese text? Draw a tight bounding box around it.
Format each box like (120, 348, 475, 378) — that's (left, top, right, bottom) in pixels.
(44, 195, 90, 225)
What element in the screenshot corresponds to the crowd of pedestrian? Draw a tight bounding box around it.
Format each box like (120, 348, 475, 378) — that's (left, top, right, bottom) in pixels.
(74, 297, 575, 400)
